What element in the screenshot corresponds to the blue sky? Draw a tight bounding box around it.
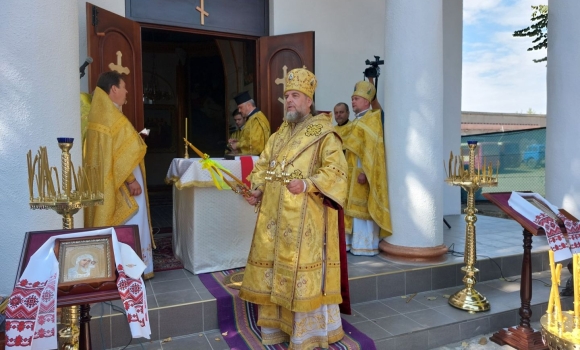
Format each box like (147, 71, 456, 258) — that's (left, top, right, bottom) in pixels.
(462, 0, 548, 114)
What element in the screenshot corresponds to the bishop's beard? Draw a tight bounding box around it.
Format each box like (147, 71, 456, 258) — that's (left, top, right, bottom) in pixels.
(285, 110, 305, 123)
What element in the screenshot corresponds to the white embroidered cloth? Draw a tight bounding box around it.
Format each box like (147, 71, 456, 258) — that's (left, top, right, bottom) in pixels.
(508, 192, 573, 261)
(5, 228, 150, 349)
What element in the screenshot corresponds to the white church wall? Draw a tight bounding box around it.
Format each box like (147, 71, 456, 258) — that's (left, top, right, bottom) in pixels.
(269, 0, 386, 114)
(1, 1, 81, 295)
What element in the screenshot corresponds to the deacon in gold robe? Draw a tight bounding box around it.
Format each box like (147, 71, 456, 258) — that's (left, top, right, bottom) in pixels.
(226, 109, 245, 154)
(240, 68, 348, 349)
(343, 80, 392, 256)
(333, 102, 353, 144)
(228, 91, 270, 155)
(84, 71, 155, 279)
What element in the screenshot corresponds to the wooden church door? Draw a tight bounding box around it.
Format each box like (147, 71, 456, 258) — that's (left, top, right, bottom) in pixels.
(87, 3, 314, 136)
(257, 32, 315, 132)
(86, 3, 144, 131)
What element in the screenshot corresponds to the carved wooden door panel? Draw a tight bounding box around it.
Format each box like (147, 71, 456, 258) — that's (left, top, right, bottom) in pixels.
(86, 3, 144, 130)
(257, 31, 314, 132)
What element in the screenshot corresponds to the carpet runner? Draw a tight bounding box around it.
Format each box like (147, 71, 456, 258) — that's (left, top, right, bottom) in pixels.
(152, 235, 184, 272)
(199, 269, 376, 350)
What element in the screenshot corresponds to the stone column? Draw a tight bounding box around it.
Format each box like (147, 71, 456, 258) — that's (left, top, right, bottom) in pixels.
(442, 0, 463, 216)
(546, 1, 580, 217)
(380, 0, 448, 262)
(0, 1, 80, 295)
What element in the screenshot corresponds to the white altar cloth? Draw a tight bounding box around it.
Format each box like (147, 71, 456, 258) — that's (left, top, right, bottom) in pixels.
(166, 157, 257, 274)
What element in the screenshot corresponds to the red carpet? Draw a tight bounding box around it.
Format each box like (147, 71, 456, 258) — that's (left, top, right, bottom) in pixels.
(153, 235, 184, 272)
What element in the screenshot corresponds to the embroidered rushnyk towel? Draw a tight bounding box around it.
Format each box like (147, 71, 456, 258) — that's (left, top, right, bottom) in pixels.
(5, 227, 150, 349)
(508, 192, 575, 261)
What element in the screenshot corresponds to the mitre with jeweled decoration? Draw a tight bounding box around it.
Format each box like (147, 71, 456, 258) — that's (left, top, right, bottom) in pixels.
(284, 68, 317, 99)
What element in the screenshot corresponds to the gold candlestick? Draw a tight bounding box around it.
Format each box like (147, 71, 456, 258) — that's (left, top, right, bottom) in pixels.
(445, 141, 498, 313)
(27, 137, 103, 349)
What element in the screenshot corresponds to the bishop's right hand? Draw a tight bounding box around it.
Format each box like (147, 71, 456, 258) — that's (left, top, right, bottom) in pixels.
(245, 190, 263, 206)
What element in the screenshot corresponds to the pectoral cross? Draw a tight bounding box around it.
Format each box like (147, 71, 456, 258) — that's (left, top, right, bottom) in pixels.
(108, 51, 130, 75)
(196, 0, 209, 25)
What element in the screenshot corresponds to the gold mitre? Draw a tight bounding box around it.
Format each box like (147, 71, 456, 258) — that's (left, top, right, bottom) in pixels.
(284, 68, 317, 99)
(352, 80, 376, 102)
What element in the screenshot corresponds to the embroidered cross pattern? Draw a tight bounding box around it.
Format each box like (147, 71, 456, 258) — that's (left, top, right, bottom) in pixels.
(117, 264, 148, 328)
(5, 273, 57, 348)
(534, 213, 572, 261)
(558, 213, 580, 253)
(305, 124, 323, 137)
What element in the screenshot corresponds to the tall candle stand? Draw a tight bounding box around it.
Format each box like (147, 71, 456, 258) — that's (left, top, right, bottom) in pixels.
(28, 137, 103, 350)
(184, 117, 189, 159)
(445, 140, 498, 312)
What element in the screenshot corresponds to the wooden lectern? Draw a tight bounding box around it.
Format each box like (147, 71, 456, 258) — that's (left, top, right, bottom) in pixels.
(484, 192, 576, 350)
(15, 225, 141, 350)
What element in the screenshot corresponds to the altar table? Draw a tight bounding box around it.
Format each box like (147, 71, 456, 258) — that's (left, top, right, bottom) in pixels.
(166, 157, 258, 274)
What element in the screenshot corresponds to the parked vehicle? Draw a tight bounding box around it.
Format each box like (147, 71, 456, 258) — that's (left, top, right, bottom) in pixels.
(522, 144, 545, 168)
(461, 141, 520, 171)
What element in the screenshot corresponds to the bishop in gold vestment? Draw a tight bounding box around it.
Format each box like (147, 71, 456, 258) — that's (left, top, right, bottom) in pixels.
(240, 68, 348, 349)
(84, 72, 155, 279)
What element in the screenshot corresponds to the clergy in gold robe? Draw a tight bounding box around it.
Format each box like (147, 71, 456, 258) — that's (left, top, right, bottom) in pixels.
(240, 68, 348, 349)
(333, 102, 352, 144)
(229, 91, 270, 155)
(84, 71, 155, 279)
(343, 80, 392, 256)
(226, 109, 245, 154)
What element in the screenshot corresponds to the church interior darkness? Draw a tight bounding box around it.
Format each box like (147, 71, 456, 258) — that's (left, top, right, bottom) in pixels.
(141, 28, 256, 189)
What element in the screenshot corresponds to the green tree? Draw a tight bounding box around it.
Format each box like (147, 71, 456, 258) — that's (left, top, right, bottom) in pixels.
(513, 5, 548, 63)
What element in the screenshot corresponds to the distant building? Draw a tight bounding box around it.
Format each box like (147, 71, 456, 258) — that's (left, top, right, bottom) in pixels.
(461, 111, 546, 135)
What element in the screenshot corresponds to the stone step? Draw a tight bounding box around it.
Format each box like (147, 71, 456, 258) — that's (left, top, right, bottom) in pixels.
(89, 249, 552, 348)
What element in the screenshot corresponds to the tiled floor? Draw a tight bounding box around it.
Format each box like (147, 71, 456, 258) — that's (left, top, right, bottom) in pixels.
(95, 205, 564, 349)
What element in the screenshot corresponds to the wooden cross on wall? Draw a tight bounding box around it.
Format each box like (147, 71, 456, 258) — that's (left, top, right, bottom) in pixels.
(274, 65, 288, 107)
(196, 0, 209, 25)
(109, 51, 130, 75)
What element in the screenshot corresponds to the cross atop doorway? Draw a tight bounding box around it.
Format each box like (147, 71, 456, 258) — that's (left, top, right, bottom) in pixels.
(196, 0, 209, 25)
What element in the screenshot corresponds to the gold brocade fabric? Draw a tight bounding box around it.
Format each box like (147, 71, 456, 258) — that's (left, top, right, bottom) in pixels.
(83, 87, 150, 231)
(229, 129, 242, 141)
(237, 110, 271, 155)
(343, 109, 392, 238)
(80, 92, 92, 150)
(258, 304, 344, 350)
(239, 113, 348, 313)
(334, 122, 353, 149)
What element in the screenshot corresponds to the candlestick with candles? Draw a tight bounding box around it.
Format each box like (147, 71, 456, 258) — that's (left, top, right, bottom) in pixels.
(27, 138, 103, 350)
(444, 141, 498, 313)
(540, 249, 580, 349)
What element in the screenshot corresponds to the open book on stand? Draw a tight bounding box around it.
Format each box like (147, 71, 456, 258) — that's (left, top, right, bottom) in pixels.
(508, 192, 580, 261)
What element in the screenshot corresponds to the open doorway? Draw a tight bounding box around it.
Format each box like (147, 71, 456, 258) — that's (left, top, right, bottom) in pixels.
(140, 28, 256, 188)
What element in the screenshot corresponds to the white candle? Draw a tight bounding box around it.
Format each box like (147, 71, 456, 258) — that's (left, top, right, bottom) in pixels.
(185, 118, 188, 141)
